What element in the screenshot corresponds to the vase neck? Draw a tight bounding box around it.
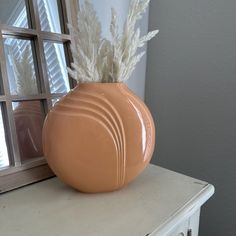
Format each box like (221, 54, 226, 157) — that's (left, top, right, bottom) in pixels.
(77, 82, 127, 89)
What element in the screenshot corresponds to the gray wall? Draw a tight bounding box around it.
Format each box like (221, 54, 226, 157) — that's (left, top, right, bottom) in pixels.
(146, 0, 236, 235)
(80, 0, 149, 99)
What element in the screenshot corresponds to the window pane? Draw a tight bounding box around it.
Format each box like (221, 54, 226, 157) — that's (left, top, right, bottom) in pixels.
(0, 104, 9, 168)
(37, 0, 62, 33)
(13, 101, 44, 163)
(43, 42, 69, 94)
(4, 39, 39, 96)
(52, 98, 60, 106)
(0, 0, 29, 28)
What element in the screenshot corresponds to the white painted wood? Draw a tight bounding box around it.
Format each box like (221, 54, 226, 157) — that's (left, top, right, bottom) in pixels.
(167, 218, 189, 236)
(189, 209, 201, 236)
(164, 210, 200, 236)
(0, 164, 214, 236)
(151, 182, 214, 236)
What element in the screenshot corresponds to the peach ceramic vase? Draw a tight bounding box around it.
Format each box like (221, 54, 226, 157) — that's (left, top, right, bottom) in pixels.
(43, 83, 155, 193)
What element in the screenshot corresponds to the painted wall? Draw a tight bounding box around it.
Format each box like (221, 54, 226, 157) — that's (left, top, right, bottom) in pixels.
(79, 0, 149, 99)
(146, 0, 236, 235)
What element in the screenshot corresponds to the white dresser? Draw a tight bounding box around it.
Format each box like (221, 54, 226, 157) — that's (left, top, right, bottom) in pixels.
(0, 164, 214, 236)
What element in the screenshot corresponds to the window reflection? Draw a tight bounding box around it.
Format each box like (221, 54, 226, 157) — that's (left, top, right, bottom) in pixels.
(52, 98, 61, 107)
(4, 39, 39, 96)
(37, 0, 62, 33)
(43, 42, 69, 94)
(0, 104, 9, 168)
(0, 0, 29, 28)
(13, 101, 44, 162)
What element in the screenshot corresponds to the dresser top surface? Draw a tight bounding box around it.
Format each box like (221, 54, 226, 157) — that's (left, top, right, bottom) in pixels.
(0, 164, 214, 236)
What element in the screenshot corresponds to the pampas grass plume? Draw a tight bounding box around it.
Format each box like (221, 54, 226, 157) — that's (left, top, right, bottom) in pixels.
(68, 0, 158, 83)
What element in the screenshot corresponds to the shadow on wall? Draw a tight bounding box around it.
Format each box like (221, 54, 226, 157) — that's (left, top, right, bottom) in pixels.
(146, 0, 236, 236)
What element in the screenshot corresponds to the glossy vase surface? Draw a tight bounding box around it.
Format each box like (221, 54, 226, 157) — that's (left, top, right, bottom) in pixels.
(43, 83, 155, 193)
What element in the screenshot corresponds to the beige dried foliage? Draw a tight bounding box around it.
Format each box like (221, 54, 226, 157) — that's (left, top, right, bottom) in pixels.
(68, 0, 159, 83)
(13, 46, 38, 95)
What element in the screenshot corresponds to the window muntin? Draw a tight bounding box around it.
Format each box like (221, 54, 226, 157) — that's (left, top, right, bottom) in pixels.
(0, 103, 9, 168)
(43, 41, 69, 94)
(0, 67, 3, 94)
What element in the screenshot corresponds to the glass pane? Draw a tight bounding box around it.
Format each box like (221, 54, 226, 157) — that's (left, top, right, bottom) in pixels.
(43, 42, 69, 94)
(4, 39, 39, 96)
(37, 0, 62, 33)
(0, 104, 9, 168)
(13, 101, 44, 162)
(52, 98, 61, 106)
(0, 0, 29, 28)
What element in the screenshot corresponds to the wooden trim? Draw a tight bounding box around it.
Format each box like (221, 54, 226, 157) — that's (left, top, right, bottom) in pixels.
(9, 93, 66, 101)
(40, 32, 71, 42)
(34, 38, 51, 98)
(0, 164, 55, 193)
(0, 68, 3, 95)
(0, 95, 6, 102)
(1, 78, 66, 103)
(0, 33, 10, 97)
(0, 103, 15, 166)
(0, 32, 21, 166)
(0, 157, 46, 176)
(64, 41, 76, 88)
(65, 0, 79, 29)
(1, 27, 37, 38)
(58, 0, 67, 35)
(31, 0, 41, 31)
(64, 0, 79, 88)
(65, 0, 79, 45)
(26, 0, 36, 30)
(10, 94, 48, 101)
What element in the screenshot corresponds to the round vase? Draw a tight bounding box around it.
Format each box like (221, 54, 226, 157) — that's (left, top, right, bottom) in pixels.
(43, 83, 155, 193)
